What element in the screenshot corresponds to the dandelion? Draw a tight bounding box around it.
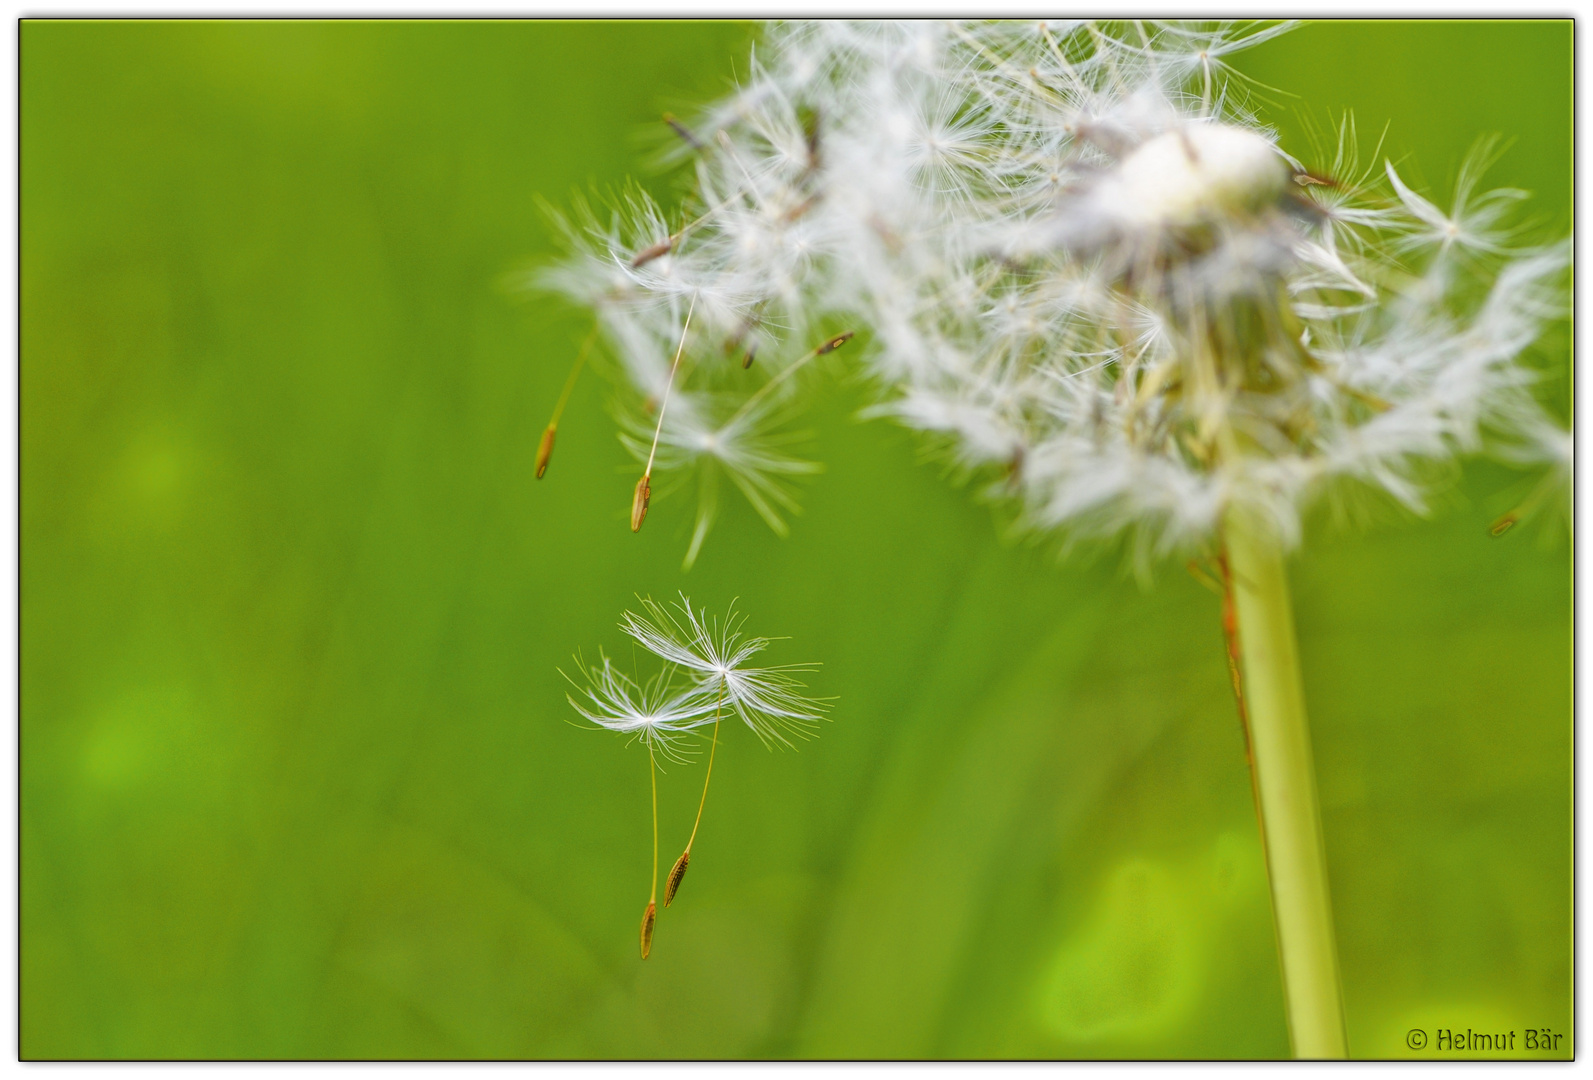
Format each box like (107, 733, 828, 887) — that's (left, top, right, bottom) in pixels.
(568, 597, 827, 952)
(564, 651, 714, 958)
(535, 327, 598, 480)
(620, 594, 829, 907)
(541, 20, 1568, 1051)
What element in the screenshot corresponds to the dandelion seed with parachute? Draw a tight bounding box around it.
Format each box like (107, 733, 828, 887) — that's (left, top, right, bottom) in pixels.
(564, 653, 714, 958)
(567, 598, 829, 943)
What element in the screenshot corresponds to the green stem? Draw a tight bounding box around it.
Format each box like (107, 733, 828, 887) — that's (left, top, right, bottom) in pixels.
(1223, 508, 1348, 1059)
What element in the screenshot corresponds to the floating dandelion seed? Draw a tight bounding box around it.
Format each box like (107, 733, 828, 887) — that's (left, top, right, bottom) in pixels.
(563, 653, 707, 957)
(631, 295, 698, 534)
(564, 652, 712, 958)
(535, 326, 598, 480)
(619, 594, 829, 908)
(567, 598, 828, 951)
(541, 19, 1567, 1049)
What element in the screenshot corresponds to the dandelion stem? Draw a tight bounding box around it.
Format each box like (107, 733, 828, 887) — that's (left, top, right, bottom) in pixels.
(1222, 507, 1347, 1059)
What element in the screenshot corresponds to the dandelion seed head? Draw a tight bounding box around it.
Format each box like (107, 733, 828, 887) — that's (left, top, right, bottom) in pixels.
(540, 20, 1569, 563)
(1099, 124, 1289, 234)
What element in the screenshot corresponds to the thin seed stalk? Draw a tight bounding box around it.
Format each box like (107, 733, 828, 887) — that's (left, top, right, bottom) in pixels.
(1222, 506, 1347, 1059)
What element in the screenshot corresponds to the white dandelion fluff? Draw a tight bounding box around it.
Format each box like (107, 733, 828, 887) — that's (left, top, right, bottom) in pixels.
(621, 594, 830, 749)
(563, 652, 711, 765)
(538, 18, 1568, 564)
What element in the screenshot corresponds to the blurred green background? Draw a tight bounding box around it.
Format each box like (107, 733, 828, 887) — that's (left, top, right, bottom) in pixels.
(21, 20, 1570, 1060)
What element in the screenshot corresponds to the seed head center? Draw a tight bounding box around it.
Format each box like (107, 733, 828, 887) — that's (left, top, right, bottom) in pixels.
(1111, 123, 1288, 231)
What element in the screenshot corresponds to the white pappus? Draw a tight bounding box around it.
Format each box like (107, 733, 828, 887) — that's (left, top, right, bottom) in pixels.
(539, 19, 1570, 565)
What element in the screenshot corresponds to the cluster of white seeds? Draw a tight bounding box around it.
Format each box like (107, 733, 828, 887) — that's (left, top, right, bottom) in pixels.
(541, 20, 1569, 564)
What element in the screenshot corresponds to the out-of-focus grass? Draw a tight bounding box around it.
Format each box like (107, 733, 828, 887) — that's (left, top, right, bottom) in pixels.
(21, 20, 1569, 1059)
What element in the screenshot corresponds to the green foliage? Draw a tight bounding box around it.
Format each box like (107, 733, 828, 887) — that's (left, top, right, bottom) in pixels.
(21, 19, 1569, 1059)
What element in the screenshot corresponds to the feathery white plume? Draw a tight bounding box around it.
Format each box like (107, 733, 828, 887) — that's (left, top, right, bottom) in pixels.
(541, 19, 1569, 562)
